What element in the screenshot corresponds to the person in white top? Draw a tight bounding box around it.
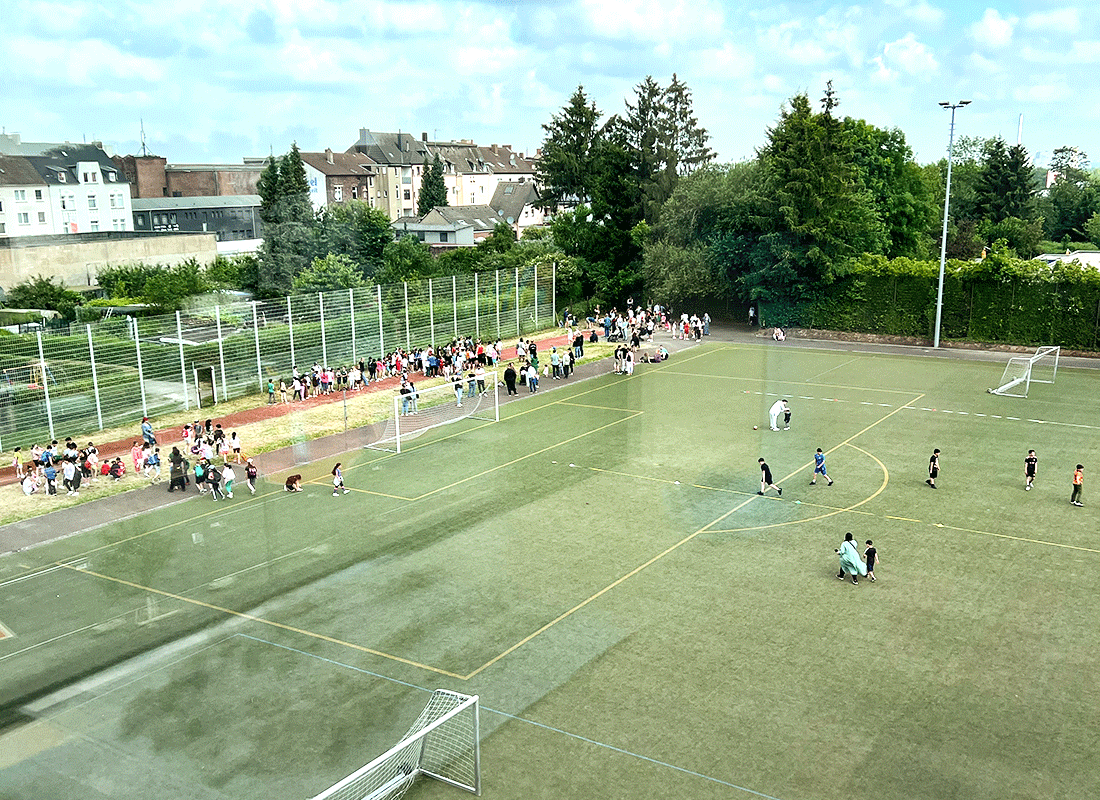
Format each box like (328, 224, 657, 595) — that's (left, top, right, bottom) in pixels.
(769, 399, 789, 432)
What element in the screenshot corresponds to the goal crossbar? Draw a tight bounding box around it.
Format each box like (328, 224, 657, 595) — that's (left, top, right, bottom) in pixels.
(311, 690, 480, 800)
(988, 346, 1059, 398)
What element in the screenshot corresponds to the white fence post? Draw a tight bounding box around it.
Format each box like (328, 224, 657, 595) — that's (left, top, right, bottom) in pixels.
(287, 295, 296, 371)
(514, 268, 520, 335)
(474, 272, 480, 339)
(495, 269, 500, 338)
(552, 261, 556, 326)
(452, 275, 458, 338)
(534, 263, 539, 330)
(215, 305, 227, 402)
(429, 277, 435, 346)
(176, 310, 190, 411)
(349, 287, 357, 361)
(252, 301, 263, 390)
(319, 291, 328, 366)
(36, 330, 55, 441)
(404, 281, 411, 350)
(377, 284, 384, 356)
(86, 324, 103, 430)
(132, 316, 149, 417)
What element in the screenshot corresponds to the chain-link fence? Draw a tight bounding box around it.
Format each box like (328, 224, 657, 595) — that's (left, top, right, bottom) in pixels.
(0, 265, 556, 450)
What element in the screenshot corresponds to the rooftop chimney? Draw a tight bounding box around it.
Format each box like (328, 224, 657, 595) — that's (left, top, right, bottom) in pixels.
(325, 148, 334, 164)
(422, 132, 428, 141)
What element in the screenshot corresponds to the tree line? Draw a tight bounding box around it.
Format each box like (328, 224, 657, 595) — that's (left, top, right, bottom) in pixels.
(5, 79, 1098, 323)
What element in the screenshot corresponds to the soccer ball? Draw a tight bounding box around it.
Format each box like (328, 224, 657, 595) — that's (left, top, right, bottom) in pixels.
(753, 425, 758, 430)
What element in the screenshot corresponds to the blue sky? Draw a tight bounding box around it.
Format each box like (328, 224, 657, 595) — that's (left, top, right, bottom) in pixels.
(2, 0, 1097, 168)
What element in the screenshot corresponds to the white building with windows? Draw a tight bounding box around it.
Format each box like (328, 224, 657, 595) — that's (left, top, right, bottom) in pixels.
(0, 145, 132, 238)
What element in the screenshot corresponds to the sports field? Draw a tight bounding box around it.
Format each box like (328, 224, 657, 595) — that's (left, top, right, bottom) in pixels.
(1, 339, 1098, 800)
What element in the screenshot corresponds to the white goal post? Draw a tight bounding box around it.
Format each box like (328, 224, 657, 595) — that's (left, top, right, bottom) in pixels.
(367, 371, 499, 454)
(987, 346, 1060, 398)
(311, 690, 481, 800)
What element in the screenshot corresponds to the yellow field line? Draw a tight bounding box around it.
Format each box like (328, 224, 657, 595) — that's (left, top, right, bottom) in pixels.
(556, 401, 641, 413)
(59, 564, 466, 680)
(930, 523, 1100, 554)
(463, 492, 759, 680)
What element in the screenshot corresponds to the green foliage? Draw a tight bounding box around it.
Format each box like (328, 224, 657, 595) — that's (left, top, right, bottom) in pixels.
(378, 235, 434, 284)
(96, 260, 214, 310)
(317, 201, 392, 279)
(783, 251, 1100, 350)
(418, 153, 448, 215)
(292, 254, 368, 293)
(5, 275, 83, 319)
(978, 217, 1045, 258)
(756, 86, 888, 295)
(257, 222, 316, 297)
(844, 118, 936, 259)
(142, 259, 210, 310)
(535, 86, 604, 210)
(641, 242, 720, 306)
(974, 138, 1037, 224)
(477, 222, 517, 255)
(1085, 212, 1100, 247)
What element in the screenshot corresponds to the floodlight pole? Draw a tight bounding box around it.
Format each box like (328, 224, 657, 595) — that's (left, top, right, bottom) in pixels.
(934, 100, 971, 348)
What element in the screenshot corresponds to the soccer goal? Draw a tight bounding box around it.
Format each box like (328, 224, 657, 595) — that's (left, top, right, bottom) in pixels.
(367, 372, 499, 453)
(310, 690, 481, 800)
(987, 346, 1060, 398)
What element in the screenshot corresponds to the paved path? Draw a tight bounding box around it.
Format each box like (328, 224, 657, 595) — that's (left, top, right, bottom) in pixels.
(2, 323, 1095, 556)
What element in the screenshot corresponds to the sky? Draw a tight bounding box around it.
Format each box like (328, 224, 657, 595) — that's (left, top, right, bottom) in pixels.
(2, 0, 1097, 169)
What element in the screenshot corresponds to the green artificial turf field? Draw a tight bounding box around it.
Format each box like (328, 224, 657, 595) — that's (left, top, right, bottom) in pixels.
(1, 341, 1097, 800)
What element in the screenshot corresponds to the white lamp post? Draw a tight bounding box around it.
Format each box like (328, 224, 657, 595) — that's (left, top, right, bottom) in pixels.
(933, 100, 971, 348)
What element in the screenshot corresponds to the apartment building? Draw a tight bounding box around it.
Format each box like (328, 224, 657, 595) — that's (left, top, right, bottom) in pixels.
(0, 145, 132, 237)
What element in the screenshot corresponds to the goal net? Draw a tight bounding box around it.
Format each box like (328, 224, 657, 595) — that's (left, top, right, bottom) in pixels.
(367, 371, 499, 453)
(988, 346, 1060, 398)
(310, 690, 481, 800)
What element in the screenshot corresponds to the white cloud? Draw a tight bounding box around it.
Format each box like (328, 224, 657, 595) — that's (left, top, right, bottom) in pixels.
(966, 52, 1001, 73)
(885, 0, 946, 26)
(970, 8, 1018, 49)
(579, 0, 725, 45)
(1013, 81, 1073, 103)
(1023, 7, 1080, 33)
(1065, 40, 1100, 63)
(870, 33, 937, 81)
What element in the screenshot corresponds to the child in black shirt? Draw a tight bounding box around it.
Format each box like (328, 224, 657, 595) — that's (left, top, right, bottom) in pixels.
(864, 540, 878, 582)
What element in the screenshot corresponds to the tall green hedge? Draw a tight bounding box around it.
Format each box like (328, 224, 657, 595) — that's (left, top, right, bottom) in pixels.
(766, 252, 1100, 350)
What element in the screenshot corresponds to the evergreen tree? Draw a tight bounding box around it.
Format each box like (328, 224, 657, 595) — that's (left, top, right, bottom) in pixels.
(535, 86, 604, 210)
(975, 138, 1036, 224)
(257, 156, 281, 224)
(756, 87, 887, 295)
(418, 153, 448, 215)
(276, 142, 313, 224)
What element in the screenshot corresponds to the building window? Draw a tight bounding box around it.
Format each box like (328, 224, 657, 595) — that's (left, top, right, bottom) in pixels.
(0, 222, 5, 234)
(18, 212, 30, 224)
(403, 189, 411, 201)
(38, 211, 46, 223)
(137, 216, 145, 227)
(333, 185, 343, 201)
(110, 194, 122, 209)
(14, 190, 26, 201)
(352, 186, 358, 199)
(88, 196, 97, 209)
(440, 231, 449, 243)
(169, 213, 177, 224)
(90, 221, 99, 231)
(35, 189, 44, 200)
(58, 172, 66, 183)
